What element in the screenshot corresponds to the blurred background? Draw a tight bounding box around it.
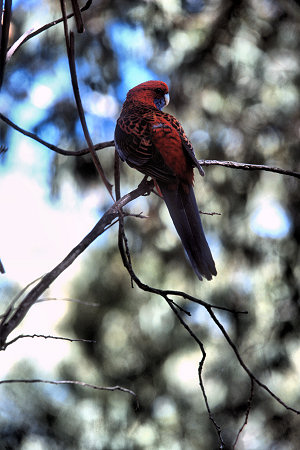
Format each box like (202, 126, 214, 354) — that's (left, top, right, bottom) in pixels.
(0, 0, 299, 448)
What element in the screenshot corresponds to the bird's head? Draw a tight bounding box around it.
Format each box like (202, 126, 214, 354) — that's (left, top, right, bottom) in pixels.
(126, 80, 170, 110)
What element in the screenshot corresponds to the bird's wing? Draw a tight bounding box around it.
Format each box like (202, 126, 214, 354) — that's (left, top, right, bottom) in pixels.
(163, 112, 205, 176)
(115, 112, 177, 183)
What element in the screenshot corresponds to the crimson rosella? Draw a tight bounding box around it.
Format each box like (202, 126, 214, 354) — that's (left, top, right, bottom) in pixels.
(114, 80, 217, 280)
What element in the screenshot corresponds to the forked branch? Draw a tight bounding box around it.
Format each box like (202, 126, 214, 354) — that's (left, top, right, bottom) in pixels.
(1, 112, 299, 179)
(117, 199, 300, 448)
(0, 178, 154, 348)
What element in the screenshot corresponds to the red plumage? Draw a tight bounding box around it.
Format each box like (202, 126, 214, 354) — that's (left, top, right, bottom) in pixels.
(114, 80, 217, 280)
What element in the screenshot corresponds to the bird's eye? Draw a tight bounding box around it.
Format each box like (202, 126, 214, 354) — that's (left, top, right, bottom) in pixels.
(154, 88, 165, 95)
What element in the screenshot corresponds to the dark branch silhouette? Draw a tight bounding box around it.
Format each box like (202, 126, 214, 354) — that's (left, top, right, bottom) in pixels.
(0, 112, 115, 155)
(0, 0, 12, 88)
(6, 0, 93, 61)
(115, 159, 300, 448)
(0, 178, 154, 348)
(1, 113, 299, 180)
(4, 333, 96, 349)
(233, 379, 254, 449)
(59, 0, 113, 197)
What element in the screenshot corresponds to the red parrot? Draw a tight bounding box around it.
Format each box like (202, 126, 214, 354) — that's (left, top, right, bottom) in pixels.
(114, 80, 217, 281)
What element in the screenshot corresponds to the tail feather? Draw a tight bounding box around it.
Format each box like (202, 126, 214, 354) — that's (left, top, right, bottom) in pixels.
(158, 182, 217, 281)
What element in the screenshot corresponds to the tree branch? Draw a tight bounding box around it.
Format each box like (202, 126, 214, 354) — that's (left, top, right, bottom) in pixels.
(0, 112, 114, 156)
(0, 378, 136, 398)
(0, 296, 100, 320)
(6, 0, 93, 61)
(37, 297, 100, 307)
(117, 210, 300, 448)
(70, 0, 84, 33)
(206, 306, 300, 415)
(0, 178, 154, 348)
(3, 333, 95, 349)
(1, 111, 299, 180)
(167, 296, 225, 447)
(233, 379, 254, 449)
(60, 0, 113, 198)
(198, 159, 300, 179)
(0, 0, 12, 88)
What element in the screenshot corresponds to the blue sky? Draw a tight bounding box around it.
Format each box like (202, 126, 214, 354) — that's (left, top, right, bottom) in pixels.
(107, 20, 169, 99)
(250, 199, 290, 238)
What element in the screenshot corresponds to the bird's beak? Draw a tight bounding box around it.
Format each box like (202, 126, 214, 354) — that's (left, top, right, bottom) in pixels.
(164, 93, 170, 107)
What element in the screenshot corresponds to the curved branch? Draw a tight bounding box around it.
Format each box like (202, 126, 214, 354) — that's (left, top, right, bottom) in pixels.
(233, 379, 254, 449)
(167, 297, 225, 446)
(0, 178, 154, 348)
(206, 306, 300, 414)
(0, 112, 114, 156)
(60, 1, 113, 197)
(117, 210, 300, 449)
(2, 112, 299, 180)
(6, 0, 93, 61)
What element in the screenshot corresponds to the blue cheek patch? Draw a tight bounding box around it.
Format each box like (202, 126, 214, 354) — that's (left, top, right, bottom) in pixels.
(154, 97, 165, 110)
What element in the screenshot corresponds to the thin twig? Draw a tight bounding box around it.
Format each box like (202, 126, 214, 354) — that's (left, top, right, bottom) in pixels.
(0, 144, 8, 155)
(0, 297, 100, 320)
(124, 212, 149, 219)
(6, 0, 93, 61)
(198, 159, 300, 179)
(0, 179, 154, 348)
(0, 113, 114, 156)
(118, 211, 134, 288)
(0, 276, 43, 325)
(206, 306, 300, 415)
(168, 299, 224, 446)
(199, 210, 221, 216)
(37, 297, 100, 307)
(6, 28, 35, 61)
(4, 333, 95, 349)
(164, 290, 247, 314)
(168, 299, 191, 316)
(233, 379, 254, 449)
(59, 0, 113, 198)
(0, 378, 137, 398)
